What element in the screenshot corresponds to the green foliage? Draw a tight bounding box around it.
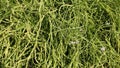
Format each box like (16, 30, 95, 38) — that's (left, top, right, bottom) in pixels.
(0, 0, 120, 68)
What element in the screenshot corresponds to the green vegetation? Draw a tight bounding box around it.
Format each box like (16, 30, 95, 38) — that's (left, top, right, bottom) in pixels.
(0, 0, 120, 68)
